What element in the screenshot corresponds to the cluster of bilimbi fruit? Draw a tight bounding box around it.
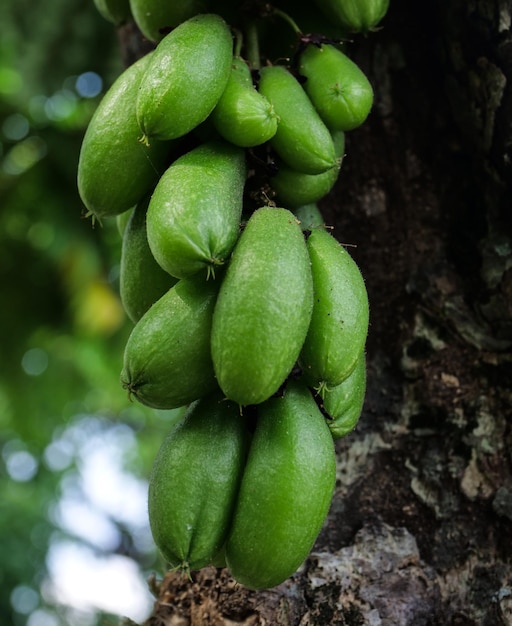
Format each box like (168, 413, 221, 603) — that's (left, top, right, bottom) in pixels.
(79, 0, 388, 590)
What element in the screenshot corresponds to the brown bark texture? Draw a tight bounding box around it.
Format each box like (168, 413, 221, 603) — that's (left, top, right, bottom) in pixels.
(124, 0, 512, 624)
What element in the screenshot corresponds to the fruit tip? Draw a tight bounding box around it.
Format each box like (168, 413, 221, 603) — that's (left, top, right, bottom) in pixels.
(138, 133, 151, 147)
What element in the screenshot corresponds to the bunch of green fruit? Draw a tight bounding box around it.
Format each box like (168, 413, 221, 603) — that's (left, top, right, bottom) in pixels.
(78, 0, 388, 590)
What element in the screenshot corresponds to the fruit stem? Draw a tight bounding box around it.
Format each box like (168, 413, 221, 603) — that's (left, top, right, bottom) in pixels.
(244, 21, 261, 70)
(233, 27, 244, 59)
(271, 8, 302, 37)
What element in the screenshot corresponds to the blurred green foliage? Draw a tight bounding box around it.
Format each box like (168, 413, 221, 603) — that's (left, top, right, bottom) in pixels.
(0, 2, 175, 624)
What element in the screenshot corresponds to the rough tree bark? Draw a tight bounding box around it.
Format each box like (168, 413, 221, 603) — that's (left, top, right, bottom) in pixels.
(122, 1, 512, 624)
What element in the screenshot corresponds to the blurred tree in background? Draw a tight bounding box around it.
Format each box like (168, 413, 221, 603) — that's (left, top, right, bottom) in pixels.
(0, 2, 176, 624)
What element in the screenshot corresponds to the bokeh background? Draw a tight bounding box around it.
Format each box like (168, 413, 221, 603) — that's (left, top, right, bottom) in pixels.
(0, 2, 181, 624)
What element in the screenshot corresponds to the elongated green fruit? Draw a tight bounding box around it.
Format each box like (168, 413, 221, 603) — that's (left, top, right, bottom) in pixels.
(271, 130, 345, 208)
(94, 0, 131, 24)
(77, 53, 171, 219)
(211, 57, 279, 147)
(225, 380, 336, 589)
(120, 276, 218, 409)
(148, 392, 249, 572)
(322, 353, 366, 439)
(146, 141, 246, 279)
(271, 161, 340, 208)
(116, 208, 133, 238)
(298, 43, 374, 132)
(136, 14, 233, 142)
(294, 203, 325, 230)
(314, 0, 389, 33)
(129, 0, 211, 42)
(119, 198, 177, 323)
(300, 227, 369, 389)
(258, 65, 337, 174)
(226, 56, 252, 87)
(211, 207, 313, 406)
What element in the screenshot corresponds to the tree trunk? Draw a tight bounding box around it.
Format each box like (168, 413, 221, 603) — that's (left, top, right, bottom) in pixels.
(130, 1, 512, 623)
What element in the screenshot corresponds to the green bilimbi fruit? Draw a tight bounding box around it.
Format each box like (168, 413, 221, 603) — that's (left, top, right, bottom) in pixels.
(211, 56, 279, 148)
(146, 140, 246, 279)
(225, 380, 336, 590)
(294, 203, 325, 230)
(298, 43, 374, 132)
(211, 207, 314, 406)
(314, 0, 390, 33)
(119, 198, 177, 323)
(271, 159, 339, 208)
(300, 227, 369, 390)
(129, 0, 211, 42)
(270, 130, 345, 208)
(94, 0, 131, 24)
(322, 353, 366, 439)
(77, 53, 172, 219)
(116, 208, 133, 238)
(148, 391, 249, 573)
(258, 65, 337, 174)
(136, 14, 233, 143)
(120, 276, 219, 409)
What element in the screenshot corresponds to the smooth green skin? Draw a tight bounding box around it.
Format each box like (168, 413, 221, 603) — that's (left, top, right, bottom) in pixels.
(94, 0, 131, 24)
(271, 131, 345, 208)
(228, 57, 253, 87)
(211, 207, 314, 406)
(322, 352, 366, 439)
(258, 65, 337, 175)
(294, 203, 325, 231)
(148, 392, 249, 571)
(146, 140, 246, 279)
(314, 0, 390, 33)
(298, 43, 374, 132)
(136, 14, 233, 142)
(120, 276, 219, 409)
(211, 58, 278, 148)
(300, 228, 369, 388)
(129, 0, 211, 42)
(225, 380, 336, 590)
(191, 57, 250, 143)
(119, 198, 177, 323)
(271, 160, 340, 208)
(77, 53, 171, 219)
